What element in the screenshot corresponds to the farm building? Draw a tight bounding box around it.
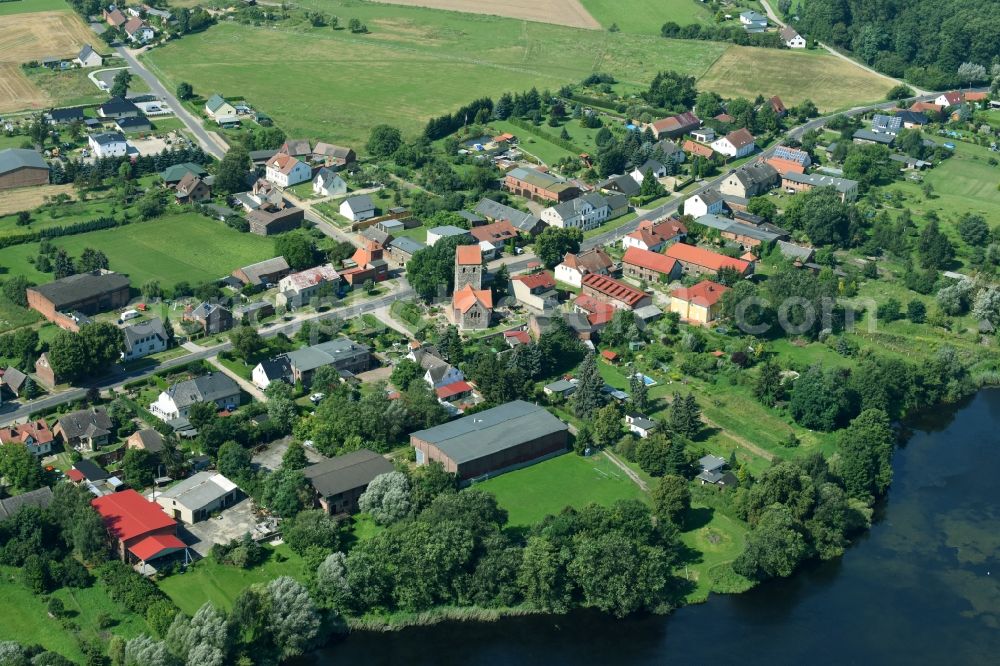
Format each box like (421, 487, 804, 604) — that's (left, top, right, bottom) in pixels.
(26, 270, 130, 329)
(0, 149, 49, 190)
(411, 400, 569, 481)
(154, 472, 240, 524)
(302, 449, 394, 515)
(92, 489, 187, 566)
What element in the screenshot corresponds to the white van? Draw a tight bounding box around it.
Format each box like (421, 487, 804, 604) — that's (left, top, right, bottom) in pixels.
(120, 309, 140, 322)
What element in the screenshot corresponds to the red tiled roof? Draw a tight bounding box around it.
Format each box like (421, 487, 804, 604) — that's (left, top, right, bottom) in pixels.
(651, 111, 701, 134)
(0, 419, 54, 446)
(622, 246, 678, 276)
(512, 270, 555, 290)
(92, 489, 176, 542)
(769, 96, 786, 115)
(469, 221, 518, 244)
(671, 279, 730, 308)
(723, 128, 755, 150)
(129, 534, 186, 562)
(766, 157, 807, 175)
(455, 244, 482, 266)
(581, 273, 647, 308)
(266, 153, 303, 176)
(683, 140, 714, 158)
(665, 243, 750, 273)
(601, 349, 618, 361)
(452, 284, 492, 313)
(714, 113, 735, 123)
(436, 380, 473, 400)
(910, 101, 943, 113)
(965, 92, 988, 102)
(504, 330, 531, 344)
(67, 469, 85, 483)
(938, 91, 963, 105)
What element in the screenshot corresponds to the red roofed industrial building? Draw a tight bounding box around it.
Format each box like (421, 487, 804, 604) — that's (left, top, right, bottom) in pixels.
(622, 246, 680, 282)
(91, 489, 187, 565)
(580, 273, 652, 310)
(665, 243, 752, 276)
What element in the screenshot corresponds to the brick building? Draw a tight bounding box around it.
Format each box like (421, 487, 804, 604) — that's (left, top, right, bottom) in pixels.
(580, 273, 652, 311)
(0, 149, 49, 191)
(26, 271, 130, 330)
(503, 167, 579, 203)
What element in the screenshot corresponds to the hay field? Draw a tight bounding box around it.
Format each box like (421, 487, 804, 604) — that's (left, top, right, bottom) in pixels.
(369, 0, 600, 29)
(0, 64, 48, 113)
(698, 46, 893, 111)
(0, 10, 94, 61)
(0, 184, 74, 217)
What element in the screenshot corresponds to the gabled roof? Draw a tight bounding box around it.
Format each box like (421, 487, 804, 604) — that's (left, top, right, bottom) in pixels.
(597, 174, 640, 196)
(78, 44, 97, 60)
(473, 198, 541, 231)
(937, 91, 963, 106)
(341, 194, 374, 214)
(122, 317, 167, 352)
(469, 220, 519, 244)
(782, 171, 858, 194)
(312, 142, 354, 160)
(772, 145, 811, 166)
(129, 533, 186, 561)
(665, 243, 751, 273)
(560, 247, 613, 274)
(895, 110, 928, 125)
(682, 140, 714, 159)
(0, 149, 47, 175)
(90, 131, 127, 146)
(163, 373, 239, 410)
(280, 139, 312, 156)
(780, 25, 801, 41)
(57, 407, 112, 440)
(0, 487, 54, 521)
(721, 128, 755, 149)
(236, 256, 290, 285)
(512, 271, 556, 290)
(205, 94, 230, 113)
(436, 380, 473, 400)
(266, 153, 306, 176)
(130, 428, 164, 453)
(48, 107, 85, 122)
(303, 449, 394, 498)
(671, 279, 730, 308)
(582, 273, 647, 307)
(622, 246, 678, 275)
(453, 284, 492, 313)
(158, 471, 237, 510)
(92, 489, 176, 542)
(651, 111, 701, 135)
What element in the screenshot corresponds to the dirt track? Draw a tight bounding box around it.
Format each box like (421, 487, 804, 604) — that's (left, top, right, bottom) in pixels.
(368, 0, 601, 29)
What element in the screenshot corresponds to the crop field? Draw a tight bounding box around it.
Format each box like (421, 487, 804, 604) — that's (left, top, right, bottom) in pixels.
(0, 213, 279, 287)
(0, 184, 75, 217)
(370, 0, 601, 29)
(579, 0, 714, 34)
(143, 8, 727, 149)
(0, 10, 94, 61)
(0, 0, 70, 15)
(0, 64, 48, 113)
(698, 46, 893, 111)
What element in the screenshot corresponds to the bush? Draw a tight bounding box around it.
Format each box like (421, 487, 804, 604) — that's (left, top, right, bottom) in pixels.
(96, 562, 173, 616)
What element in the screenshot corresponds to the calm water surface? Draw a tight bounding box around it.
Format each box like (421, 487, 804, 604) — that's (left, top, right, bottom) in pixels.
(317, 389, 1000, 665)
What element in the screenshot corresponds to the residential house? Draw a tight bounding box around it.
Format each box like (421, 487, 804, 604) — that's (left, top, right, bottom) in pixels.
(684, 190, 725, 218)
(504, 166, 579, 203)
(694, 214, 784, 249)
(46, 107, 85, 125)
(665, 243, 752, 276)
(622, 246, 680, 283)
(852, 129, 894, 146)
(682, 139, 715, 159)
(155, 472, 239, 524)
(311, 143, 355, 167)
(92, 490, 186, 565)
(596, 174, 641, 198)
(697, 454, 737, 485)
(910, 101, 944, 115)
(97, 97, 140, 119)
(247, 204, 303, 235)
(123, 17, 155, 43)
(781, 172, 859, 202)
(69, 459, 110, 485)
(279, 139, 312, 158)
(765, 145, 812, 175)
(121, 317, 168, 362)
(739, 10, 768, 31)
(712, 128, 757, 158)
(470, 220, 519, 247)
(510, 271, 558, 312)
(339, 195, 375, 222)
(26, 270, 130, 330)
(275, 263, 340, 309)
(934, 91, 964, 108)
(204, 94, 237, 122)
(871, 114, 902, 136)
(0, 420, 54, 456)
(312, 168, 347, 197)
(160, 162, 207, 187)
(623, 217, 687, 253)
(285, 338, 370, 386)
(233, 300, 275, 324)
(625, 413, 657, 438)
(54, 407, 113, 452)
(88, 132, 128, 158)
(0, 487, 54, 522)
(126, 429, 164, 454)
(543, 378, 577, 398)
(648, 112, 701, 139)
(426, 225, 472, 246)
(474, 198, 545, 235)
(651, 138, 686, 164)
(387, 236, 426, 264)
(183, 302, 233, 335)
(1, 367, 28, 398)
(629, 159, 666, 184)
(572, 294, 614, 331)
(541, 192, 617, 231)
(103, 6, 127, 27)
(149, 373, 241, 422)
(408, 346, 465, 389)
(340, 244, 389, 287)
(265, 153, 312, 188)
(690, 128, 715, 144)
(302, 449, 393, 515)
(555, 247, 614, 288)
(116, 116, 151, 133)
(0, 149, 49, 190)
(895, 110, 929, 129)
(581, 273, 651, 311)
(669, 279, 730, 324)
(781, 25, 806, 48)
(75, 44, 103, 68)
(719, 162, 779, 198)
(174, 172, 210, 203)
(411, 400, 569, 481)
(232, 256, 290, 287)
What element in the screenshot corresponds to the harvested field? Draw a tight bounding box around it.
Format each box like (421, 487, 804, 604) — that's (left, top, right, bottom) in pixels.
(0, 64, 47, 113)
(0, 11, 94, 62)
(0, 184, 74, 217)
(369, 0, 601, 29)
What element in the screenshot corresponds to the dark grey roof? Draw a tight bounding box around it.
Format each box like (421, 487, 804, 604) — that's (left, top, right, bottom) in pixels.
(777, 240, 815, 261)
(249, 149, 278, 162)
(30, 271, 129, 309)
(286, 337, 369, 373)
(411, 400, 567, 464)
(165, 373, 240, 410)
(853, 129, 894, 144)
(782, 171, 858, 194)
(361, 226, 390, 245)
(0, 487, 53, 521)
(237, 256, 289, 285)
(57, 408, 112, 441)
(597, 174, 640, 196)
(389, 236, 426, 255)
(256, 357, 291, 382)
(123, 317, 167, 353)
(73, 458, 110, 481)
(48, 107, 85, 123)
(98, 97, 139, 115)
(545, 379, 577, 394)
(131, 428, 164, 453)
(2, 366, 27, 392)
(0, 149, 47, 175)
(895, 110, 928, 125)
(303, 449, 394, 498)
(473, 198, 541, 231)
(116, 116, 150, 130)
(457, 210, 485, 224)
(699, 454, 727, 472)
(730, 162, 778, 188)
(342, 195, 374, 214)
(78, 44, 97, 60)
(696, 189, 723, 205)
(90, 131, 127, 146)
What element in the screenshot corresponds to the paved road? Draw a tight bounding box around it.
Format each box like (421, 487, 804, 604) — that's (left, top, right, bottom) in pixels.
(116, 45, 228, 159)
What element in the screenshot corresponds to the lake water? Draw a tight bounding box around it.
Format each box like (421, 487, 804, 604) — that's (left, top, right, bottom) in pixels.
(316, 389, 1000, 665)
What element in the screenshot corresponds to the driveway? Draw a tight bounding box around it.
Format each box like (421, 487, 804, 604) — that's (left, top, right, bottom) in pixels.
(178, 498, 262, 557)
(252, 436, 327, 473)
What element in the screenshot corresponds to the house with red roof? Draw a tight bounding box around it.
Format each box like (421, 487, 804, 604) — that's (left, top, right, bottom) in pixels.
(340, 243, 389, 287)
(91, 489, 187, 566)
(622, 217, 687, 252)
(511, 270, 557, 312)
(573, 294, 615, 328)
(934, 91, 964, 107)
(436, 380, 474, 403)
(665, 243, 752, 277)
(669, 280, 730, 324)
(581, 273, 652, 311)
(622, 247, 680, 283)
(469, 220, 519, 246)
(0, 419, 54, 456)
(683, 139, 715, 159)
(554, 247, 614, 288)
(647, 112, 701, 139)
(503, 329, 531, 347)
(712, 128, 756, 158)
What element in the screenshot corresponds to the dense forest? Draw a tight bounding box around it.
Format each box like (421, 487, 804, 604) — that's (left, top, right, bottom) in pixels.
(791, 0, 1000, 88)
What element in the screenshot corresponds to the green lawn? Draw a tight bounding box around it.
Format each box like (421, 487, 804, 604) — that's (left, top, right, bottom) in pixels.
(678, 506, 751, 602)
(0, 197, 119, 239)
(159, 545, 305, 615)
(142, 7, 726, 149)
(23, 67, 106, 108)
(0, 298, 41, 334)
(579, 0, 715, 34)
(0, 213, 279, 288)
(476, 452, 647, 526)
(0, 0, 70, 15)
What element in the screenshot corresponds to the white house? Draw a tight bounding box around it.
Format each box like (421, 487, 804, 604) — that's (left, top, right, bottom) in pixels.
(88, 132, 128, 158)
(123, 17, 154, 43)
(711, 128, 756, 158)
(339, 195, 375, 222)
(407, 346, 464, 389)
(690, 128, 715, 143)
(625, 412, 657, 438)
(621, 218, 687, 252)
(149, 374, 240, 422)
(121, 318, 168, 362)
(684, 190, 725, 218)
(275, 264, 340, 309)
(265, 153, 312, 187)
(74, 44, 103, 68)
(629, 159, 667, 185)
(204, 94, 237, 121)
(426, 225, 471, 246)
(540, 192, 612, 231)
(781, 26, 806, 48)
(554, 247, 614, 288)
(739, 10, 767, 32)
(155, 472, 239, 524)
(312, 168, 347, 197)
(934, 91, 963, 108)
